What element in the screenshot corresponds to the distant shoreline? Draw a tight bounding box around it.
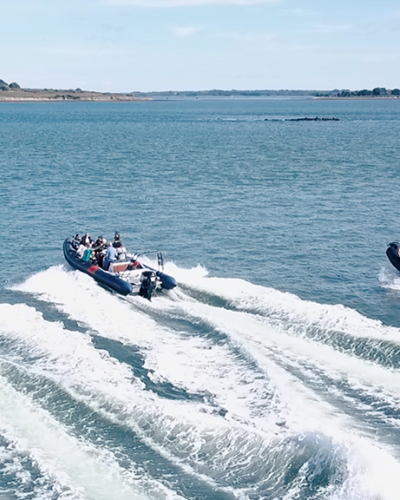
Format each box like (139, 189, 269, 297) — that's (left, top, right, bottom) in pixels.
(0, 88, 150, 102)
(1, 87, 400, 102)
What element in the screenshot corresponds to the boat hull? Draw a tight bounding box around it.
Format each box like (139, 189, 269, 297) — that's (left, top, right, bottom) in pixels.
(63, 237, 176, 296)
(386, 242, 400, 272)
(63, 238, 133, 295)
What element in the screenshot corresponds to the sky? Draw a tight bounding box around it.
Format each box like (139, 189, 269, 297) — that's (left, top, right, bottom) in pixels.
(0, 0, 399, 92)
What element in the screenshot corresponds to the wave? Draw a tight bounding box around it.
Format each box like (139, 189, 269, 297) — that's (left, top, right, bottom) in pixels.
(379, 266, 400, 292)
(7, 265, 400, 499)
(171, 268, 400, 367)
(0, 368, 167, 500)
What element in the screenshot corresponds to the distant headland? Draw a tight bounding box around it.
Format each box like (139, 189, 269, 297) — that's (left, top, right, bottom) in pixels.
(0, 79, 148, 102)
(0, 79, 399, 101)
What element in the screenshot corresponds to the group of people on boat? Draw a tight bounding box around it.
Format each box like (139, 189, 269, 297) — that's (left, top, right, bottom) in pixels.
(72, 232, 129, 271)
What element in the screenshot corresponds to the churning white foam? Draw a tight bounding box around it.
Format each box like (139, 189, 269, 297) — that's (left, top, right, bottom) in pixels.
(11, 265, 400, 499)
(173, 268, 400, 344)
(379, 266, 400, 292)
(0, 369, 160, 500)
(0, 302, 277, 498)
(15, 266, 285, 432)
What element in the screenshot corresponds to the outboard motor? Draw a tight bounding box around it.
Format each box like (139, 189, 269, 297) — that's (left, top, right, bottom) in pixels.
(139, 270, 157, 301)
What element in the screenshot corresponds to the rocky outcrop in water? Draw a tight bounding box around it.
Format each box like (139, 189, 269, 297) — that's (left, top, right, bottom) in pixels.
(264, 116, 340, 122)
(289, 116, 339, 121)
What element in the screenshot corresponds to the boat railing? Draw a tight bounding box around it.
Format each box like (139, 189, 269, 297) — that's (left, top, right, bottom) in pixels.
(131, 251, 164, 272)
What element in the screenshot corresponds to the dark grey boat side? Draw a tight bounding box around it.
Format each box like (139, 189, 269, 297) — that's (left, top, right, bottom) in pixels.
(386, 242, 400, 272)
(63, 237, 133, 295)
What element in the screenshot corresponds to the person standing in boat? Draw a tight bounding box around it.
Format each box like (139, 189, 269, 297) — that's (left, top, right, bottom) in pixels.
(113, 231, 127, 260)
(103, 242, 116, 271)
(113, 232, 123, 248)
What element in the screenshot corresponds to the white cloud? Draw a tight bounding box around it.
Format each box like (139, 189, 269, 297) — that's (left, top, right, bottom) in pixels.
(339, 51, 400, 63)
(174, 26, 202, 36)
(315, 24, 352, 34)
(216, 31, 275, 42)
(44, 46, 117, 58)
(283, 8, 318, 17)
(106, 0, 280, 6)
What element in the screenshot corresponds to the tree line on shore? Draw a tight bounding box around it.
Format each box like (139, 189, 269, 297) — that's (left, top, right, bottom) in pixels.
(131, 87, 400, 98)
(0, 79, 20, 91)
(334, 87, 400, 97)
(1, 79, 399, 98)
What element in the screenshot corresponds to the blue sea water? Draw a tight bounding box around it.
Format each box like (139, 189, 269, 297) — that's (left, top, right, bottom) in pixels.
(1, 97, 400, 500)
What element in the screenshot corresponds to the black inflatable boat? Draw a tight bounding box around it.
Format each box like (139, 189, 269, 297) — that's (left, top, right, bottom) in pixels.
(386, 242, 400, 272)
(63, 236, 176, 300)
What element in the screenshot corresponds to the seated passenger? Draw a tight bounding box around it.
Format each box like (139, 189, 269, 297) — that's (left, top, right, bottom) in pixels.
(82, 233, 92, 246)
(115, 245, 127, 261)
(82, 245, 92, 263)
(103, 242, 116, 271)
(92, 236, 107, 267)
(93, 236, 103, 249)
(76, 242, 86, 258)
(128, 258, 141, 270)
(72, 234, 81, 250)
